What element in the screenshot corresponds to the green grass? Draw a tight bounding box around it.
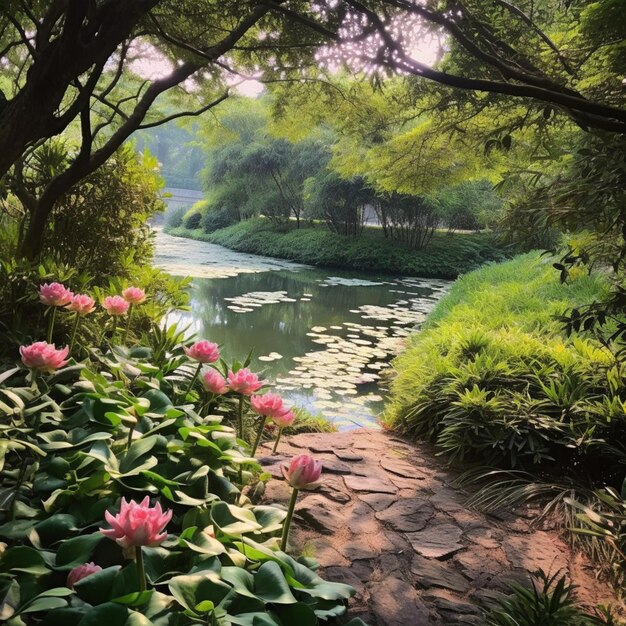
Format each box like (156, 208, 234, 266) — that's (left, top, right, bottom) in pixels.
(383, 252, 616, 471)
(165, 218, 511, 278)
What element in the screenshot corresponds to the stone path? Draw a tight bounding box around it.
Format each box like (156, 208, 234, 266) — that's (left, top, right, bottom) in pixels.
(260, 429, 618, 625)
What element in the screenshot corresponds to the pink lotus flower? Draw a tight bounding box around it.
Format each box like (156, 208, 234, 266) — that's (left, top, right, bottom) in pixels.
(38, 282, 73, 307)
(66, 293, 96, 315)
(184, 340, 220, 363)
(273, 410, 295, 429)
(122, 287, 146, 305)
(103, 295, 129, 316)
(202, 369, 228, 394)
(20, 342, 69, 372)
(100, 496, 172, 549)
(250, 393, 290, 419)
(282, 454, 322, 490)
(227, 368, 263, 395)
(67, 562, 102, 589)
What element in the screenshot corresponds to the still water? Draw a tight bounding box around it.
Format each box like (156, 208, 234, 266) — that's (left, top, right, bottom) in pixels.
(154, 229, 450, 429)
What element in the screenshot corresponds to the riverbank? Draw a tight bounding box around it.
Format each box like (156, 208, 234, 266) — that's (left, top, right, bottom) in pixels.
(382, 252, 626, 583)
(164, 219, 510, 279)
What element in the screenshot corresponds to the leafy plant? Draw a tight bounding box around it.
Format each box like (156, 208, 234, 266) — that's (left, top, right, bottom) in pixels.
(0, 338, 361, 625)
(483, 570, 616, 626)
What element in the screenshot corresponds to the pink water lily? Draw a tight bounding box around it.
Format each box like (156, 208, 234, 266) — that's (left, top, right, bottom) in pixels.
(66, 293, 96, 315)
(282, 454, 322, 490)
(202, 369, 228, 394)
(67, 562, 102, 589)
(250, 393, 289, 419)
(100, 496, 172, 548)
(20, 342, 69, 372)
(103, 295, 129, 316)
(122, 286, 146, 305)
(271, 411, 295, 455)
(184, 340, 220, 363)
(280, 454, 323, 551)
(227, 368, 263, 396)
(273, 410, 295, 429)
(38, 282, 73, 307)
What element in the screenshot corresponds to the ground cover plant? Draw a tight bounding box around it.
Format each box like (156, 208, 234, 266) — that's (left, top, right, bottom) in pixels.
(0, 284, 362, 626)
(165, 219, 509, 279)
(384, 252, 626, 582)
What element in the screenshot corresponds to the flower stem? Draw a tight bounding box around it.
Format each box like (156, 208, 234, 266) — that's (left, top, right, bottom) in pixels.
(251, 416, 267, 457)
(280, 487, 299, 552)
(135, 545, 146, 592)
(237, 395, 244, 441)
(123, 304, 134, 344)
(69, 311, 80, 351)
(110, 316, 118, 343)
(237, 395, 245, 484)
(272, 428, 283, 455)
(183, 362, 202, 401)
(47, 306, 56, 343)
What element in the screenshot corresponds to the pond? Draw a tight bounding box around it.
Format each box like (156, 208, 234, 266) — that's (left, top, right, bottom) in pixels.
(154, 228, 450, 429)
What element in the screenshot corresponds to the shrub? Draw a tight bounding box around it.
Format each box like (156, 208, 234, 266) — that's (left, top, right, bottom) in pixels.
(183, 210, 203, 230)
(165, 205, 187, 229)
(384, 252, 620, 473)
(201, 206, 238, 233)
(483, 570, 616, 626)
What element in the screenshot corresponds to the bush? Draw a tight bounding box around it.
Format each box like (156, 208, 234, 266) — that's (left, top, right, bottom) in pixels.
(164, 218, 511, 279)
(384, 252, 621, 474)
(483, 570, 616, 626)
(165, 205, 187, 229)
(183, 210, 203, 230)
(202, 206, 238, 233)
(0, 333, 361, 626)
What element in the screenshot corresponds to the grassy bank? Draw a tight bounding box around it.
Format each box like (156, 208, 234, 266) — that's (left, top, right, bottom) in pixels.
(165, 219, 510, 278)
(383, 252, 619, 473)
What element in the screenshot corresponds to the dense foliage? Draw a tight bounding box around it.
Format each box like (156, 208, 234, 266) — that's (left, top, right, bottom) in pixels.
(0, 324, 362, 626)
(165, 218, 509, 279)
(385, 252, 616, 470)
(0, 147, 188, 361)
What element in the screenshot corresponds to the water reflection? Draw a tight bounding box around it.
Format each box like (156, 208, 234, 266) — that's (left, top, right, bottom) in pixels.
(155, 228, 449, 429)
(190, 269, 448, 428)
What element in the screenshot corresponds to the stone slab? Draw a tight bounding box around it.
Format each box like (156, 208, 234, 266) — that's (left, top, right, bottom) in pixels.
(343, 475, 398, 494)
(407, 523, 464, 559)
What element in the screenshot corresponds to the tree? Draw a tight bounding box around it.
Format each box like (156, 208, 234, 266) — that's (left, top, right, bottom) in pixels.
(304, 171, 371, 235)
(2, 0, 624, 261)
(0, 0, 333, 258)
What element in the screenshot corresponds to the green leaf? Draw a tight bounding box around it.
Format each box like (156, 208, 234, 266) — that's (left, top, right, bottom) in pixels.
(0, 546, 51, 575)
(32, 514, 78, 547)
(168, 573, 232, 612)
(119, 436, 159, 474)
(18, 596, 69, 614)
(77, 602, 129, 626)
(124, 611, 155, 626)
(273, 602, 318, 625)
(113, 591, 154, 607)
(74, 566, 121, 605)
(251, 507, 286, 534)
(210, 502, 262, 536)
(253, 562, 297, 604)
(55, 532, 104, 570)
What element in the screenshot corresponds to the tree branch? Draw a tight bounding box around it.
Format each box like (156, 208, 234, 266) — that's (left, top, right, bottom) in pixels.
(137, 91, 230, 129)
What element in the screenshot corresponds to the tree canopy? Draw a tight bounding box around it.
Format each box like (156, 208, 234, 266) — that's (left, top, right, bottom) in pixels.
(0, 0, 624, 258)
